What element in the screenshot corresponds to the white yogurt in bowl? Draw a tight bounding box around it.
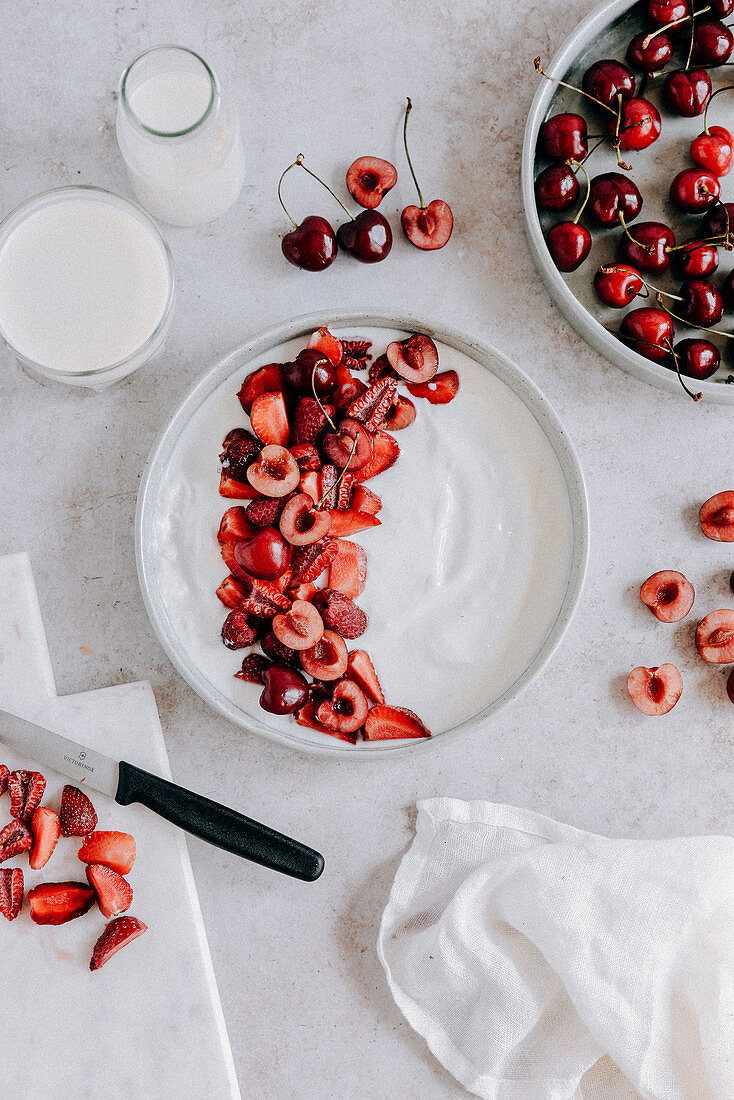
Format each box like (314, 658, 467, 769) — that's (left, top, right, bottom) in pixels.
(0, 187, 174, 387)
(136, 316, 588, 756)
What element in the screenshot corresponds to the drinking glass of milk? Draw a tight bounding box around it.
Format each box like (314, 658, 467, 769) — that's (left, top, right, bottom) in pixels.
(116, 46, 246, 226)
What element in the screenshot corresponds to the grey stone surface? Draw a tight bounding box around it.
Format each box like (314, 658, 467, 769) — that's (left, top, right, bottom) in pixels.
(2, 1, 732, 1096)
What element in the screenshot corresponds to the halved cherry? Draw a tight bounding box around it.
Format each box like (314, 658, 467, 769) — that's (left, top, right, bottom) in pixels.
(640, 570, 695, 622)
(272, 599, 324, 651)
(386, 334, 439, 383)
(346, 157, 398, 209)
(300, 630, 348, 680)
(382, 395, 416, 431)
(696, 609, 734, 662)
(307, 327, 343, 366)
(279, 493, 332, 545)
(406, 369, 459, 404)
(627, 665, 683, 715)
(247, 445, 300, 497)
(315, 679, 369, 733)
(700, 491, 734, 541)
(233, 527, 291, 580)
(322, 419, 373, 470)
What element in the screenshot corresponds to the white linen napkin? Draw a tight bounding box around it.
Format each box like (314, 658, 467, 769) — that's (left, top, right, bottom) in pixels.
(377, 799, 734, 1100)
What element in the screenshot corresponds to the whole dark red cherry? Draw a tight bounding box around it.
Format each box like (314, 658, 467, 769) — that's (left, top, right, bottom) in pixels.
(620, 307, 674, 362)
(283, 348, 338, 396)
(669, 168, 720, 212)
(672, 240, 719, 278)
(673, 338, 720, 379)
(538, 113, 588, 161)
(647, 0, 688, 24)
(581, 59, 635, 109)
(546, 222, 592, 271)
(679, 279, 724, 326)
(626, 30, 674, 70)
(700, 201, 734, 238)
(589, 172, 643, 226)
(691, 125, 734, 176)
(692, 19, 734, 65)
(234, 527, 292, 581)
(722, 269, 734, 308)
(259, 665, 309, 715)
(281, 215, 338, 272)
(594, 263, 644, 307)
(535, 164, 580, 211)
(663, 69, 712, 117)
(618, 221, 675, 272)
(337, 210, 392, 263)
(612, 98, 661, 151)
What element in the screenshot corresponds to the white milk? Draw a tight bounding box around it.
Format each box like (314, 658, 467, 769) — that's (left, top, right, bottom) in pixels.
(117, 49, 246, 227)
(152, 330, 576, 748)
(0, 191, 172, 380)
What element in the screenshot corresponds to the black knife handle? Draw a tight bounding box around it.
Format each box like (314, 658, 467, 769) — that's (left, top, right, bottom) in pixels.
(116, 761, 324, 882)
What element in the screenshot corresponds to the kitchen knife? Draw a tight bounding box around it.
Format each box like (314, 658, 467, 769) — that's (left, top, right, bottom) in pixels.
(0, 708, 324, 882)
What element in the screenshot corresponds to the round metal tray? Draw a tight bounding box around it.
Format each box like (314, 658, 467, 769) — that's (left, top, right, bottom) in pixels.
(522, 0, 734, 402)
(136, 310, 589, 757)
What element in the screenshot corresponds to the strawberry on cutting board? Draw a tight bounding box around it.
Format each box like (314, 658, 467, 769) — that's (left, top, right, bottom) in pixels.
(59, 785, 98, 837)
(0, 867, 23, 921)
(90, 915, 148, 971)
(28, 881, 96, 925)
(78, 831, 136, 876)
(86, 863, 133, 919)
(29, 806, 61, 870)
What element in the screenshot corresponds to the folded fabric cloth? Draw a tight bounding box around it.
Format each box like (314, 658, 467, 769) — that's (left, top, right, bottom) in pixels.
(377, 799, 734, 1100)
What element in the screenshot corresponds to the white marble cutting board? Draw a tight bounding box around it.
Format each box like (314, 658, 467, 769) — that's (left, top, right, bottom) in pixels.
(0, 553, 240, 1100)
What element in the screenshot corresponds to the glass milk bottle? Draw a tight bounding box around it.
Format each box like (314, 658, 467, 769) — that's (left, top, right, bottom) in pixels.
(116, 46, 246, 226)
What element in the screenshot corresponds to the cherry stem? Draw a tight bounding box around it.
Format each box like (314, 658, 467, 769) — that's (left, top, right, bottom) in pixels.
(668, 232, 730, 251)
(533, 57, 618, 116)
(315, 435, 359, 510)
(664, 339, 703, 401)
(685, 3, 697, 69)
(569, 159, 591, 223)
(617, 211, 645, 249)
(403, 98, 426, 210)
(311, 362, 337, 431)
(295, 154, 355, 222)
(277, 160, 301, 229)
(657, 291, 733, 338)
(703, 85, 734, 134)
(641, 4, 710, 48)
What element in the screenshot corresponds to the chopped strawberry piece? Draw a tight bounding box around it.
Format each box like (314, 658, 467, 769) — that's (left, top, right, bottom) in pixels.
(287, 582, 318, 602)
(8, 770, 46, 823)
(346, 650, 385, 704)
(328, 510, 381, 537)
(293, 398, 335, 445)
(0, 819, 32, 863)
(315, 679, 369, 734)
(86, 863, 133, 919)
(271, 568, 293, 594)
(291, 537, 339, 585)
(78, 831, 136, 875)
(220, 539, 254, 584)
(0, 867, 23, 921)
(261, 629, 301, 667)
(354, 429, 399, 482)
(235, 654, 273, 683)
(308, 327, 343, 366)
(290, 442, 321, 471)
(339, 339, 372, 363)
(250, 391, 290, 447)
(329, 539, 368, 598)
(299, 471, 320, 503)
(0, 765, 8, 796)
(90, 915, 147, 971)
(312, 588, 368, 639)
(346, 376, 397, 430)
(350, 485, 382, 515)
(245, 493, 294, 528)
(29, 807, 61, 870)
(218, 506, 257, 544)
(216, 575, 247, 609)
(295, 700, 358, 744)
(364, 704, 431, 740)
(368, 355, 397, 383)
(331, 377, 368, 414)
(336, 473, 354, 511)
(219, 428, 261, 481)
(406, 369, 460, 404)
(242, 575, 291, 611)
(28, 881, 96, 924)
(219, 470, 259, 499)
(59, 785, 98, 838)
(319, 464, 339, 508)
(221, 608, 262, 649)
(237, 363, 285, 414)
(383, 394, 416, 431)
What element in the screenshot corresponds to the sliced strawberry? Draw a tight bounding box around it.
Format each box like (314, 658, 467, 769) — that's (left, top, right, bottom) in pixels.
(219, 471, 259, 499)
(245, 493, 294, 528)
(8, 770, 46, 823)
(346, 376, 397, 430)
(291, 537, 339, 585)
(329, 539, 368, 598)
(237, 363, 285, 414)
(216, 575, 247, 609)
(328, 510, 381, 537)
(364, 704, 431, 740)
(220, 540, 254, 585)
(90, 915, 147, 971)
(354, 429, 399, 482)
(290, 442, 321, 471)
(219, 427, 261, 480)
(312, 588, 368, 639)
(29, 807, 61, 870)
(78, 831, 136, 875)
(250, 391, 290, 447)
(242, 575, 291, 611)
(368, 354, 397, 383)
(383, 395, 416, 431)
(295, 700, 358, 744)
(218, 506, 257, 544)
(319, 464, 339, 508)
(308, 327, 343, 366)
(271, 568, 293, 594)
(299, 471, 320, 503)
(293, 398, 335, 445)
(86, 863, 133, 919)
(406, 369, 460, 404)
(331, 376, 368, 414)
(0, 819, 32, 863)
(59, 785, 98, 838)
(0, 765, 8, 796)
(287, 582, 318, 602)
(28, 881, 96, 925)
(339, 339, 372, 363)
(221, 608, 262, 649)
(0, 867, 23, 921)
(346, 650, 385, 704)
(336, 473, 353, 510)
(235, 654, 273, 684)
(350, 485, 382, 515)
